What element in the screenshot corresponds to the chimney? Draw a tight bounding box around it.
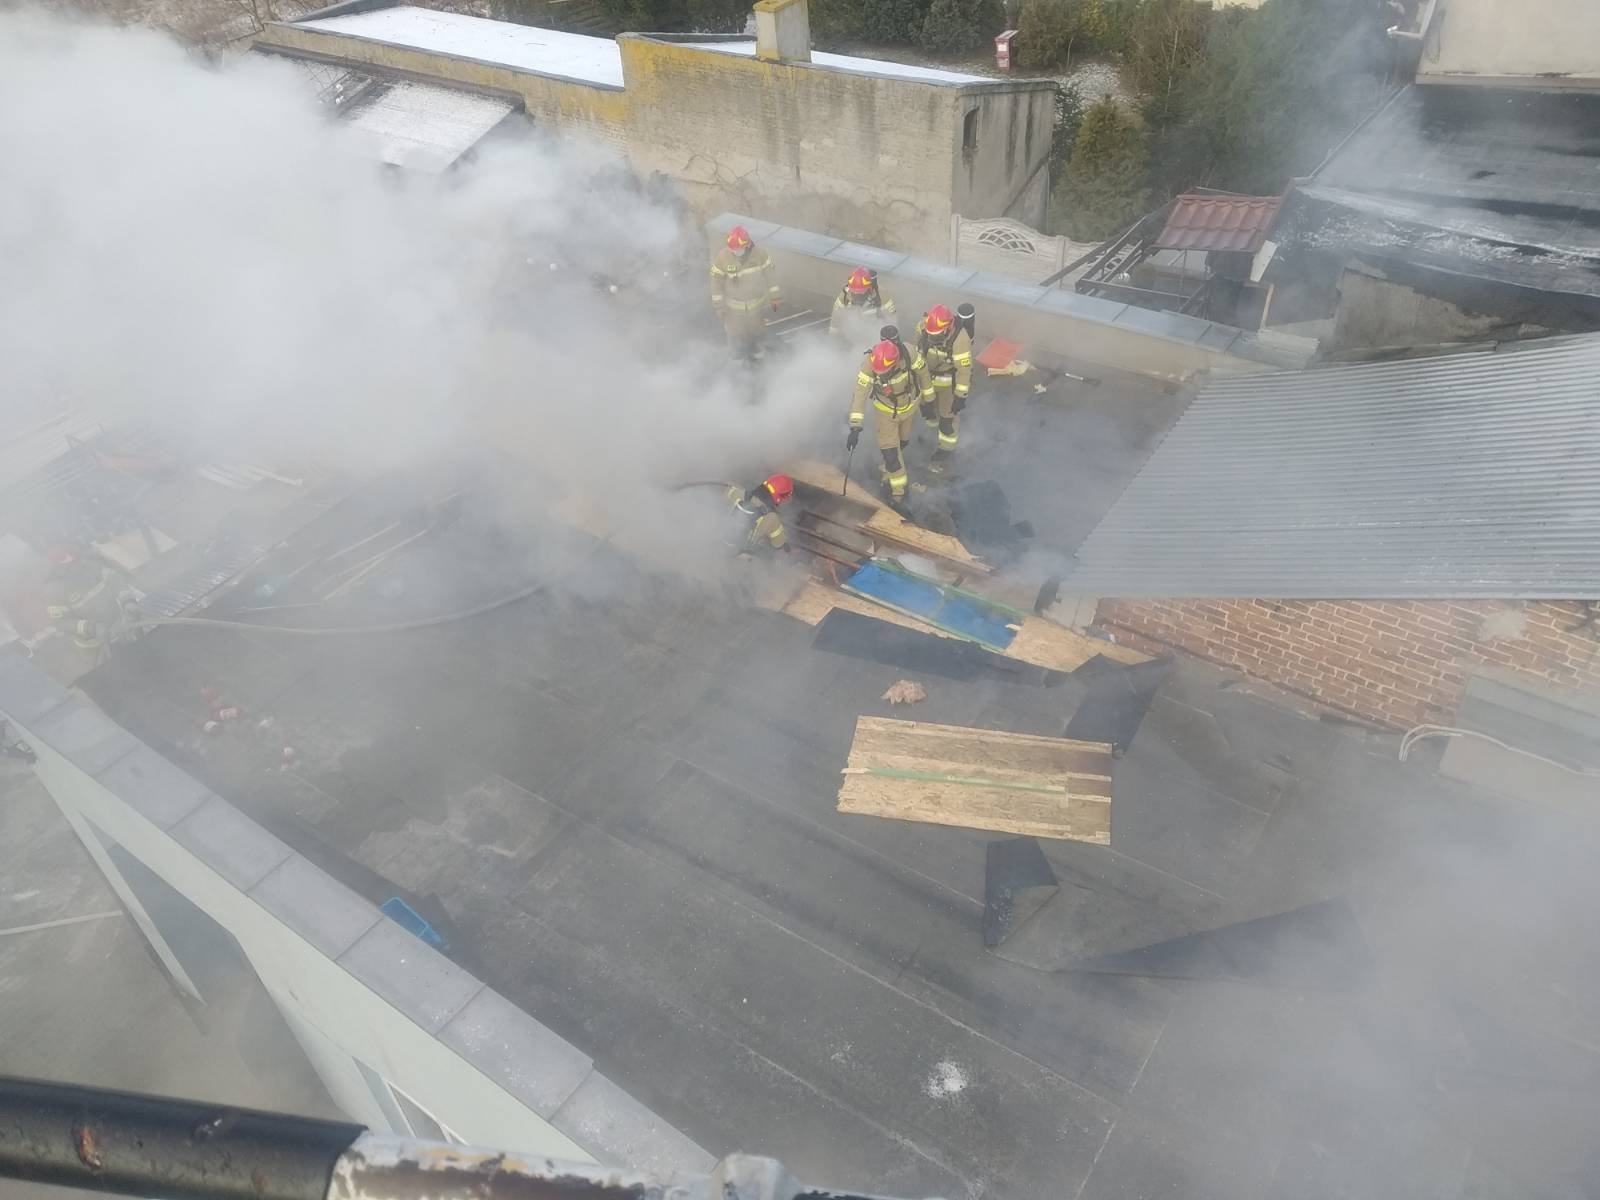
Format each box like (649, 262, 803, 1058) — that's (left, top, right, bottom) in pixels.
(754, 0, 811, 63)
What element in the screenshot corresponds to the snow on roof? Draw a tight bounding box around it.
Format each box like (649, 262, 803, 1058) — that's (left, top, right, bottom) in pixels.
(295, 8, 990, 89)
(298, 6, 626, 88)
(344, 83, 516, 172)
(686, 40, 987, 84)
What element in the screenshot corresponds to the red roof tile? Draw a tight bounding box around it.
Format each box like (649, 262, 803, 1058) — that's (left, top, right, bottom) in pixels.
(1154, 192, 1285, 254)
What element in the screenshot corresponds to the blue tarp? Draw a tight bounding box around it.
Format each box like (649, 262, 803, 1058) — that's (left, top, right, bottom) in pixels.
(843, 561, 1018, 651)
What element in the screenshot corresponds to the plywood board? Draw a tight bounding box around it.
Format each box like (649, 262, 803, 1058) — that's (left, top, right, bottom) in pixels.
(838, 716, 1113, 844)
(1007, 613, 1149, 668)
(781, 579, 1148, 673)
(787, 460, 990, 576)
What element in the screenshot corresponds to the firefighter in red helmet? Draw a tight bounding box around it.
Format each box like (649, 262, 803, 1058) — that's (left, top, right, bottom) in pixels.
(709, 225, 780, 360)
(848, 330, 928, 503)
(725, 474, 794, 555)
(829, 266, 897, 344)
(916, 303, 973, 472)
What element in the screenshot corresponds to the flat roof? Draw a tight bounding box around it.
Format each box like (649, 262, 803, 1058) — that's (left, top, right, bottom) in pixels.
(298, 6, 627, 87)
(74, 437, 1600, 1197)
(1289, 84, 1600, 298)
(342, 81, 516, 172)
(292, 7, 993, 90)
(682, 39, 988, 84)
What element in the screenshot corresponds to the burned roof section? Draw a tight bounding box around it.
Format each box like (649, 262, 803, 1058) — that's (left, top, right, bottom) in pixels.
(1282, 84, 1600, 299)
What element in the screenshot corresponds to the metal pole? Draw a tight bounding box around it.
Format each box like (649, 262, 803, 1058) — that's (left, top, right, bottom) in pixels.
(0, 1075, 362, 1200)
(0, 1076, 933, 1200)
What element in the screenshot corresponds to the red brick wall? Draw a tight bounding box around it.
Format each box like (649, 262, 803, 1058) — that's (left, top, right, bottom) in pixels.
(1095, 598, 1600, 729)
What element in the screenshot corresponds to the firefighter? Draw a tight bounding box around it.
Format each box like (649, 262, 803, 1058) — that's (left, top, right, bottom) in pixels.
(829, 267, 896, 344)
(916, 303, 973, 472)
(848, 332, 929, 504)
(724, 474, 794, 556)
(42, 546, 121, 666)
(709, 225, 780, 360)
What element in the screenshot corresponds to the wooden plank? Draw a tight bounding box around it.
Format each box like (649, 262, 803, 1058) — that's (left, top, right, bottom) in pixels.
(788, 460, 891, 514)
(1006, 616, 1150, 669)
(838, 778, 1111, 844)
(787, 460, 990, 575)
(852, 716, 1114, 777)
(780, 579, 1145, 674)
(856, 753, 1113, 798)
(838, 715, 1115, 844)
(861, 509, 991, 574)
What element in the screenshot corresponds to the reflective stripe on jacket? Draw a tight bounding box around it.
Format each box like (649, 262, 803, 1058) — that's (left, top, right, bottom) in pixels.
(710, 246, 779, 310)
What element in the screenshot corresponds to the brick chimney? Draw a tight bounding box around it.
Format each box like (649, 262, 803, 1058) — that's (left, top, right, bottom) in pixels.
(754, 0, 811, 63)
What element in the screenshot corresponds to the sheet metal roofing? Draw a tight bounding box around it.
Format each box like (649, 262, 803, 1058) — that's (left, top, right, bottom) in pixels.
(1154, 193, 1284, 254)
(1066, 333, 1600, 599)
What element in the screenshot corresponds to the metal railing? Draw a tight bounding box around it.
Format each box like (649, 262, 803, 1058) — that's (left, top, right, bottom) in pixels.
(0, 1076, 923, 1200)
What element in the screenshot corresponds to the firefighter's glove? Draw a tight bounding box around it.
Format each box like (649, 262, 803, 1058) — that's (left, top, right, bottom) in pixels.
(846, 428, 862, 452)
(953, 394, 968, 414)
(771, 299, 781, 313)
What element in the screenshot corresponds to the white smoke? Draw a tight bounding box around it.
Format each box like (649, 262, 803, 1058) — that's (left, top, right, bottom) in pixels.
(0, 8, 854, 570)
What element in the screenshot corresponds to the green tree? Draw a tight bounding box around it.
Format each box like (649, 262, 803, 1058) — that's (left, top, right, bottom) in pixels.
(918, 0, 1006, 54)
(1050, 97, 1150, 240)
(808, 0, 865, 42)
(1122, 0, 1212, 126)
(860, 0, 935, 44)
(1015, 0, 1081, 68)
(1144, 0, 1391, 197)
(1049, 81, 1087, 184)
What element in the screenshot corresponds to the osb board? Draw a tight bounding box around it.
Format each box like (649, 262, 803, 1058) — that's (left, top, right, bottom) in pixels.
(779, 579, 1148, 673)
(838, 716, 1113, 844)
(787, 461, 989, 575)
(1008, 614, 1149, 668)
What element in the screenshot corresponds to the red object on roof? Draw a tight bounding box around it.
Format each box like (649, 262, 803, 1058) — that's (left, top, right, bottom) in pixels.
(1154, 192, 1285, 254)
(975, 338, 1023, 370)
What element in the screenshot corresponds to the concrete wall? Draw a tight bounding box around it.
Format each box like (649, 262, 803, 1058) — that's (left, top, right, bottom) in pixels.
(0, 656, 711, 1179)
(1421, 0, 1600, 86)
(709, 214, 1314, 382)
(254, 26, 630, 146)
(620, 38, 1052, 256)
(255, 22, 1055, 259)
(950, 86, 1056, 231)
(1096, 597, 1600, 728)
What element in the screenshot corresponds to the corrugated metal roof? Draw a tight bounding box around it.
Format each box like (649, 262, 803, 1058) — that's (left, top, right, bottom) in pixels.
(1154, 193, 1284, 254)
(1066, 333, 1600, 599)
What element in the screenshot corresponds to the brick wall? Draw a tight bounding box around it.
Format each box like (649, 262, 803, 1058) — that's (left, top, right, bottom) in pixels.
(1096, 598, 1600, 729)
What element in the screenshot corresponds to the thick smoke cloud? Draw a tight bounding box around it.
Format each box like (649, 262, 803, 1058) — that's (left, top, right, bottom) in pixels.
(0, 8, 851, 568)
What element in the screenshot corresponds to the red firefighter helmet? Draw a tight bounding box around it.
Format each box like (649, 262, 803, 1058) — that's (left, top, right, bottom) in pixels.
(924, 304, 955, 335)
(763, 474, 794, 505)
(726, 225, 753, 253)
(870, 340, 901, 375)
(845, 267, 874, 295)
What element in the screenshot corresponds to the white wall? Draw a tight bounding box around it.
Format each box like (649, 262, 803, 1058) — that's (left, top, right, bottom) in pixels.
(23, 732, 593, 1159)
(1422, 0, 1600, 84)
(0, 672, 709, 1179)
